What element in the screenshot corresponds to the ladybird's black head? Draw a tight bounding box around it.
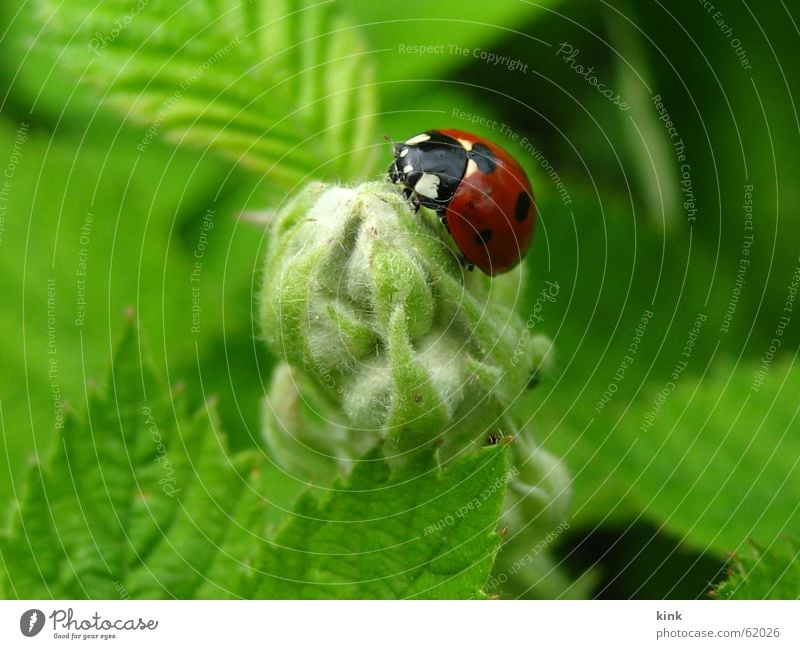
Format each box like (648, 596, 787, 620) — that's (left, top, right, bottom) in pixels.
(386, 131, 468, 211)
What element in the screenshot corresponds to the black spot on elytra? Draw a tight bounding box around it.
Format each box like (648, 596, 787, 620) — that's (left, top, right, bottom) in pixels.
(468, 143, 497, 173)
(515, 192, 532, 222)
(475, 229, 493, 246)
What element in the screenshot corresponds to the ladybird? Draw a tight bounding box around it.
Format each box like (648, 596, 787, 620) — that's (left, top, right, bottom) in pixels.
(388, 129, 535, 275)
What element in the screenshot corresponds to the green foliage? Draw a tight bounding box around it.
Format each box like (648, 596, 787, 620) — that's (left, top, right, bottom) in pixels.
(0, 322, 512, 599)
(0, 116, 272, 508)
(37, 0, 378, 195)
(523, 186, 800, 538)
(630, 359, 800, 554)
(527, 186, 800, 540)
(0, 321, 266, 599)
(571, 355, 800, 555)
(3, 0, 799, 600)
(249, 444, 510, 599)
(713, 538, 800, 599)
(340, 0, 563, 102)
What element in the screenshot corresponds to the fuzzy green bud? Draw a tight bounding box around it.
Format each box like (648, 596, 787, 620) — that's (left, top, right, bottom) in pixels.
(259, 181, 537, 450)
(503, 433, 572, 531)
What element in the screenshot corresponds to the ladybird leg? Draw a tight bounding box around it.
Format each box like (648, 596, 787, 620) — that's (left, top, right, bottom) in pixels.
(437, 210, 451, 233)
(401, 186, 422, 212)
(451, 239, 475, 271)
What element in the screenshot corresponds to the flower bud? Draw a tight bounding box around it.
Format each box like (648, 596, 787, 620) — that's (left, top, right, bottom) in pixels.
(503, 433, 572, 531)
(259, 181, 536, 449)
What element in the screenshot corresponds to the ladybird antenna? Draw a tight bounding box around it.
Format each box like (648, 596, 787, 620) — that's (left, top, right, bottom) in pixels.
(383, 132, 398, 154)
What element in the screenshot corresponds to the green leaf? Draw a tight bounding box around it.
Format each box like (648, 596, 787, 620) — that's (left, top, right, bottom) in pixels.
(340, 0, 564, 102)
(249, 444, 511, 599)
(0, 319, 266, 599)
(524, 186, 800, 533)
(38, 0, 378, 194)
(713, 538, 800, 599)
(599, 358, 800, 556)
(0, 114, 270, 509)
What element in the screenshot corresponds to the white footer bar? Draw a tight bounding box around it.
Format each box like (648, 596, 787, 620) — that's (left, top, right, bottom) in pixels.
(1, 600, 797, 648)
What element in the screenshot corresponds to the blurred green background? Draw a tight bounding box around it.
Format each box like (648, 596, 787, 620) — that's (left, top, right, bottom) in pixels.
(1, 0, 798, 598)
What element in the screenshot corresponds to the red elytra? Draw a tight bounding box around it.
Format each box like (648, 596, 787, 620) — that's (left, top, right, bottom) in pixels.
(388, 128, 536, 275)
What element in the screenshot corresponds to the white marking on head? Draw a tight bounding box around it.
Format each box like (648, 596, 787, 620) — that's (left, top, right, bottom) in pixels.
(399, 148, 409, 158)
(414, 173, 440, 199)
(403, 164, 414, 174)
(456, 138, 473, 151)
(405, 133, 431, 145)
